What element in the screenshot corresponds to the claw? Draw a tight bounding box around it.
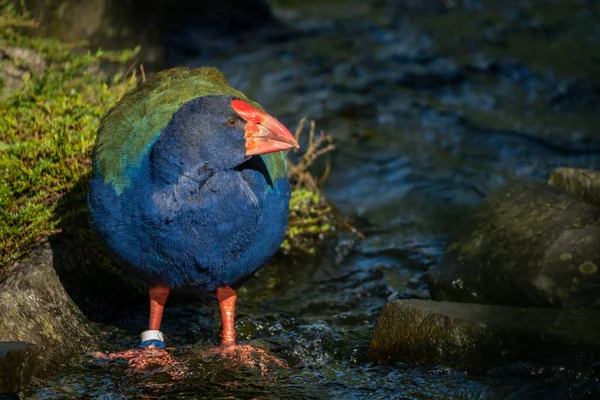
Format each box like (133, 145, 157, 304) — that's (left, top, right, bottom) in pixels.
(90, 346, 184, 376)
(197, 344, 288, 376)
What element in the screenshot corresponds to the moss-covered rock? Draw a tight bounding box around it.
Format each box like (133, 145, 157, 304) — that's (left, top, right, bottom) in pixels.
(548, 167, 600, 208)
(0, 244, 97, 380)
(370, 299, 600, 369)
(428, 179, 600, 308)
(0, 342, 38, 394)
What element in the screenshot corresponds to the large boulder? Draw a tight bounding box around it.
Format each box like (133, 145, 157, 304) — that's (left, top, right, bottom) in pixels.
(370, 299, 600, 369)
(428, 179, 600, 308)
(0, 243, 97, 380)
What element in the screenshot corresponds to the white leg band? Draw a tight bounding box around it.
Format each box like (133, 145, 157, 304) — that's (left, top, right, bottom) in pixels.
(141, 330, 164, 343)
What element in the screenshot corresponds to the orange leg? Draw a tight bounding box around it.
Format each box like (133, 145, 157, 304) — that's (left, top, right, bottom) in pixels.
(197, 286, 288, 373)
(88, 285, 176, 374)
(216, 286, 237, 346)
(149, 285, 170, 331)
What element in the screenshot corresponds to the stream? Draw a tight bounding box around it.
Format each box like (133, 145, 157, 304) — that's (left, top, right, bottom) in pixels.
(24, 0, 600, 398)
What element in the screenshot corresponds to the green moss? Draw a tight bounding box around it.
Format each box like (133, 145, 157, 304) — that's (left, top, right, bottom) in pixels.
(560, 253, 573, 261)
(282, 188, 334, 255)
(0, 7, 138, 278)
(578, 262, 598, 277)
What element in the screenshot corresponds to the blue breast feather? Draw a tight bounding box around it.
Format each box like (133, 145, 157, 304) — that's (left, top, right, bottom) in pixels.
(88, 149, 290, 291)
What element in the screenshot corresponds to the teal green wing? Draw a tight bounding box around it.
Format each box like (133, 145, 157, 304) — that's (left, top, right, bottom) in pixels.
(94, 67, 286, 194)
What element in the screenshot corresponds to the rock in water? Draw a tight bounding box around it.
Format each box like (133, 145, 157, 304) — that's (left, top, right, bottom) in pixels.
(0, 342, 37, 394)
(370, 299, 600, 369)
(429, 179, 600, 308)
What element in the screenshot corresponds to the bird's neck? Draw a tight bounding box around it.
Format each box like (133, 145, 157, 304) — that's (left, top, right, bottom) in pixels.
(149, 129, 205, 185)
(150, 125, 246, 186)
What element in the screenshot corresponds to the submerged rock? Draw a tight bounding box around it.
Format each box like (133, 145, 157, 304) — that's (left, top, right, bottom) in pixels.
(370, 299, 600, 369)
(429, 179, 600, 308)
(548, 167, 600, 208)
(0, 243, 97, 380)
(0, 342, 38, 394)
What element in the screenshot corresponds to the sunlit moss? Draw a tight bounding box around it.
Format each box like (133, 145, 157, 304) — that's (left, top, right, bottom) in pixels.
(0, 6, 138, 277)
(282, 188, 334, 255)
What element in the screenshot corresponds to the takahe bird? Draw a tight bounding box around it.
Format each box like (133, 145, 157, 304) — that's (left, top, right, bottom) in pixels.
(88, 67, 299, 351)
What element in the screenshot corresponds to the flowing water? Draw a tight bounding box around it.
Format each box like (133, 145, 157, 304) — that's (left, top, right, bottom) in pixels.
(25, 0, 600, 398)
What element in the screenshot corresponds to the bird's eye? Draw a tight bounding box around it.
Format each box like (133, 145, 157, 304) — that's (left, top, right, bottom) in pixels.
(227, 118, 238, 127)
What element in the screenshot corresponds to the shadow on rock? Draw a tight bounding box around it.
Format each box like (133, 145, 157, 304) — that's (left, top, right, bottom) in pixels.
(429, 179, 600, 308)
(50, 173, 145, 323)
(370, 299, 600, 377)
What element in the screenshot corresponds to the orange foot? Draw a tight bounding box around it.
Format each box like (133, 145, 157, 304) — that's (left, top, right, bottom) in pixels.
(197, 344, 288, 376)
(90, 346, 186, 377)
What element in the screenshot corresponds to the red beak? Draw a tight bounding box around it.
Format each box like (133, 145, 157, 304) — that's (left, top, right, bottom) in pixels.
(231, 99, 300, 156)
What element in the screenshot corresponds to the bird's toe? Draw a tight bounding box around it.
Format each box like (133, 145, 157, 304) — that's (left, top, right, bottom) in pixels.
(89, 346, 183, 376)
(197, 343, 288, 375)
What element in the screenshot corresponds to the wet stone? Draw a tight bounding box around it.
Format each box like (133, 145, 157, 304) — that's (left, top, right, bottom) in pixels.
(548, 167, 600, 208)
(370, 299, 600, 370)
(429, 179, 600, 308)
(0, 244, 97, 381)
(0, 342, 38, 394)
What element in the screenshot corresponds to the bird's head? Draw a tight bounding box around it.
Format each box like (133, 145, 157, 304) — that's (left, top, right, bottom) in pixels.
(151, 95, 299, 182)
